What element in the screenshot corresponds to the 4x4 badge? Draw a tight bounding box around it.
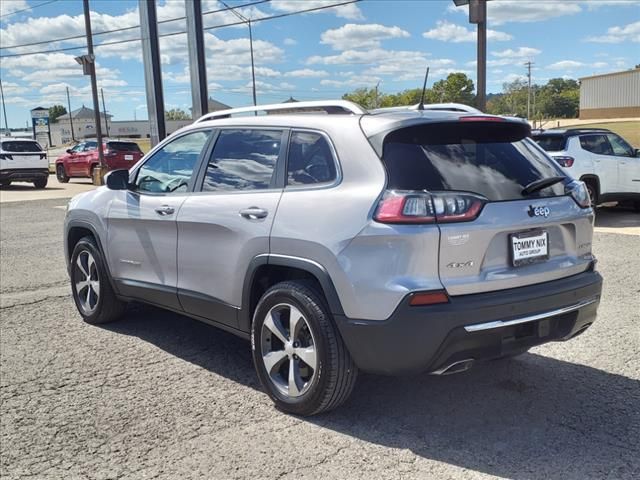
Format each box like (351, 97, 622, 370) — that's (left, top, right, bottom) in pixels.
(528, 205, 550, 217)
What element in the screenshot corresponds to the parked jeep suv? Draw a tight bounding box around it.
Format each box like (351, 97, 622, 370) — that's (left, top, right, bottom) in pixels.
(0, 137, 48, 188)
(64, 101, 602, 415)
(55, 140, 143, 182)
(532, 128, 640, 207)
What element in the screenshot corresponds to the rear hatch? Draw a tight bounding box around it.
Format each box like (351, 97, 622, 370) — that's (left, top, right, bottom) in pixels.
(0, 140, 47, 170)
(104, 141, 143, 169)
(532, 133, 574, 168)
(379, 119, 594, 296)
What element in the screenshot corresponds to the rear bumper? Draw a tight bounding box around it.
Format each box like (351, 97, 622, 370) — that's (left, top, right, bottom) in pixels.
(335, 270, 603, 375)
(0, 169, 49, 182)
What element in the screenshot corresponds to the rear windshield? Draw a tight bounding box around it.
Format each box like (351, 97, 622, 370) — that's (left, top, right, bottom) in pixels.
(382, 122, 566, 201)
(1, 141, 42, 153)
(532, 134, 567, 152)
(107, 141, 142, 152)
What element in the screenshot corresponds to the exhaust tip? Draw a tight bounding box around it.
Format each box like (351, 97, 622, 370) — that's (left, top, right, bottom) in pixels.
(430, 358, 475, 376)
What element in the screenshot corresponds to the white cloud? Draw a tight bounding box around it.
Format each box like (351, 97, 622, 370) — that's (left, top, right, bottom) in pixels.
(449, 0, 581, 25)
(585, 21, 640, 43)
(285, 69, 329, 78)
(585, 0, 640, 10)
(546, 60, 610, 70)
(269, 0, 364, 20)
(423, 21, 512, 43)
(492, 47, 541, 58)
(283, 38, 297, 46)
(0, 0, 29, 17)
(320, 23, 409, 50)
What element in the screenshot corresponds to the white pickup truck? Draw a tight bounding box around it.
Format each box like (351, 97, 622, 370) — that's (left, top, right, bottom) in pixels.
(0, 137, 49, 189)
(533, 128, 640, 209)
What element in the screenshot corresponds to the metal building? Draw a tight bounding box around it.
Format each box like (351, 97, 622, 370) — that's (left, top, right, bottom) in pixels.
(579, 68, 640, 119)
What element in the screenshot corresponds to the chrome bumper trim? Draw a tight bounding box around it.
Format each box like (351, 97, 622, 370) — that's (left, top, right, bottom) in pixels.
(463, 296, 599, 333)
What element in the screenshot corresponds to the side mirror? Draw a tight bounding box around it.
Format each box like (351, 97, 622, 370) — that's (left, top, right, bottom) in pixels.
(105, 169, 130, 190)
(66, 149, 73, 154)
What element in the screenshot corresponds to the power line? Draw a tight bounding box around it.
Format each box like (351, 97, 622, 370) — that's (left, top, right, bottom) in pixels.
(0, 0, 271, 50)
(0, 0, 58, 19)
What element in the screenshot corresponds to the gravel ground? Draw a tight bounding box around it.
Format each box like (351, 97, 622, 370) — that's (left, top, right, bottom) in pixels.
(1, 198, 639, 480)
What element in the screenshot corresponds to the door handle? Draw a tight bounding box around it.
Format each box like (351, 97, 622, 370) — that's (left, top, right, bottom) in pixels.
(239, 207, 268, 219)
(155, 205, 175, 216)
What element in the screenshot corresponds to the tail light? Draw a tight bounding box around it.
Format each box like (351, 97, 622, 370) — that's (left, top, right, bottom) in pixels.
(374, 190, 486, 224)
(553, 155, 574, 167)
(459, 115, 506, 122)
(104, 149, 116, 157)
(566, 180, 591, 208)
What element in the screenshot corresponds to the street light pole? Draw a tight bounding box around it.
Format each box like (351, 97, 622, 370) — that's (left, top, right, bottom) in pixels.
(221, 1, 257, 109)
(0, 78, 9, 136)
(82, 0, 105, 184)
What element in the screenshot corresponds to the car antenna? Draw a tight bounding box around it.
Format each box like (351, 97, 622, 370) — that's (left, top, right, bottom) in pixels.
(417, 66, 430, 111)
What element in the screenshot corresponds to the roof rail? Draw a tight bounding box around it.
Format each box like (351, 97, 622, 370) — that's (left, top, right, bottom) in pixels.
(369, 102, 482, 115)
(194, 100, 366, 123)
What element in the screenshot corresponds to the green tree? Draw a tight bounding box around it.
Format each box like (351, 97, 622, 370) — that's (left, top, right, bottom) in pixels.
(165, 108, 190, 120)
(431, 72, 475, 105)
(342, 87, 381, 109)
(48, 105, 67, 123)
(538, 78, 579, 118)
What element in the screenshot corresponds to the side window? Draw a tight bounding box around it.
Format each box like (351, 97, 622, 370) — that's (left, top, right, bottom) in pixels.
(580, 135, 613, 156)
(287, 131, 337, 186)
(71, 143, 84, 153)
(202, 129, 281, 192)
(135, 130, 211, 193)
(84, 141, 98, 152)
(606, 134, 633, 157)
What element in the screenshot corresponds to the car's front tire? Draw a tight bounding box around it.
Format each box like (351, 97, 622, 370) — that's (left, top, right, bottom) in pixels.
(70, 236, 126, 325)
(56, 165, 69, 183)
(251, 281, 358, 416)
(33, 177, 47, 189)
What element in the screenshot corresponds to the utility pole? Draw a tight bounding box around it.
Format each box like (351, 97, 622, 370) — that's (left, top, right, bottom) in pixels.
(374, 81, 380, 109)
(100, 88, 110, 137)
(0, 78, 9, 136)
(221, 1, 257, 110)
(66, 86, 75, 142)
(81, 0, 105, 184)
(525, 61, 533, 120)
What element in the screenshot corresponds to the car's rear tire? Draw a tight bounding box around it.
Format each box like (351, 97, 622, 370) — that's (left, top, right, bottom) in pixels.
(70, 236, 126, 325)
(33, 177, 48, 189)
(56, 165, 69, 183)
(584, 180, 598, 207)
(251, 281, 358, 416)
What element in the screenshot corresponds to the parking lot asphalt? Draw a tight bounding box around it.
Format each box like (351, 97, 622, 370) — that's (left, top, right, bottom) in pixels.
(1, 198, 639, 480)
(0, 175, 96, 204)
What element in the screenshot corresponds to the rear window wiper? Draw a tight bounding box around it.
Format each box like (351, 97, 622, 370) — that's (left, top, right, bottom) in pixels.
(521, 176, 566, 196)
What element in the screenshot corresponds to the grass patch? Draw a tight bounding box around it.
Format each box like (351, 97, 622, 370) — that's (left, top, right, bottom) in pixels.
(561, 121, 640, 148)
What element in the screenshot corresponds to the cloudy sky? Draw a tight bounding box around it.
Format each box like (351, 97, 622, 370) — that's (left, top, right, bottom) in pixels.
(0, 0, 638, 128)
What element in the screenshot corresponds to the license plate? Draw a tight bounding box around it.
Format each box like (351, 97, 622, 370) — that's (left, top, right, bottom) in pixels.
(125, 154, 134, 160)
(511, 230, 548, 267)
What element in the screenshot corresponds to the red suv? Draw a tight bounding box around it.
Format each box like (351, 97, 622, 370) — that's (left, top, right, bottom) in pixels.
(55, 140, 143, 182)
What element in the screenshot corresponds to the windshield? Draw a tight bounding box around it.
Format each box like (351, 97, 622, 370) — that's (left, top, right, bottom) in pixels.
(1, 141, 42, 153)
(382, 122, 566, 201)
(532, 135, 567, 152)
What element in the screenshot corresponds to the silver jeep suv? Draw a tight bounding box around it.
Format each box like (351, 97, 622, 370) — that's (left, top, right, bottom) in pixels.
(64, 100, 603, 415)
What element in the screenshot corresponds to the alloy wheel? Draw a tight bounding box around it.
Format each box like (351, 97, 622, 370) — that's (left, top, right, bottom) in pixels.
(260, 303, 318, 398)
(74, 250, 100, 315)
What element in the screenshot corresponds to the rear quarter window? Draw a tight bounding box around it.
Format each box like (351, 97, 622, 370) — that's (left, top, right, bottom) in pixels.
(382, 122, 566, 201)
(532, 135, 567, 152)
(107, 142, 142, 152)
(1, 141, 42, 153)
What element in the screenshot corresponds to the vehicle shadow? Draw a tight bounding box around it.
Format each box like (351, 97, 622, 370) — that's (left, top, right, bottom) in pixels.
(104, 305, 639, 480)
(595, 205, 640, 228)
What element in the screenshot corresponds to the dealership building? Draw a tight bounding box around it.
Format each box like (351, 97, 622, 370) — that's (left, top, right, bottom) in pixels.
(579, 68, 640, 119)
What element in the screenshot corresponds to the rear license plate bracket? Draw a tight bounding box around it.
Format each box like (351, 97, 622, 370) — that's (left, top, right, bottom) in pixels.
(510, 229, 549, 267)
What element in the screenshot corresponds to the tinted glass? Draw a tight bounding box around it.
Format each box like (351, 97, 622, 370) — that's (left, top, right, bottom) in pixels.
(70, 144, 84, 153)
(1, 141, 42, 152)
(287, 131, 336, 186)
(580, 135, 613, 155)
(107, 141, 142, 152)
(84, 141, 98, 151)
(202, 129, 281, 192)
(382, 122, 566, 201)
(136, 130, 211, 193)
(606, 134, 633, 157)
(532, 134, 566, 152)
